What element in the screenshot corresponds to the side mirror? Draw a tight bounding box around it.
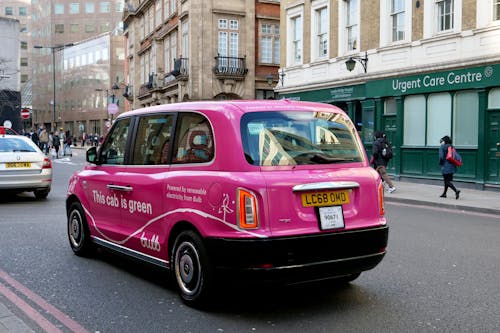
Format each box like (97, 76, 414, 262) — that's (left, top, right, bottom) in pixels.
(86, 146, 100, 164)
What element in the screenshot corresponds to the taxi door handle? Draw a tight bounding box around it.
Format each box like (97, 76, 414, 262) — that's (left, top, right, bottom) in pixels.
(107, 184, 133, 192)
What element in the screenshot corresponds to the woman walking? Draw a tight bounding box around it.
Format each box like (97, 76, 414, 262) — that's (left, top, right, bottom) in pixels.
(439, 135, 460, 199)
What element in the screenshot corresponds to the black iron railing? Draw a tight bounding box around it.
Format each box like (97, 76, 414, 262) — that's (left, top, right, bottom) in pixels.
(213, 55, 248, 79)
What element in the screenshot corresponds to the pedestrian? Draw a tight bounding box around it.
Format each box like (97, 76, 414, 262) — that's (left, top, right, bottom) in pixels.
(439, 135, 460, 199)
(64, 130, 73, 157)
(30, 128, 39, 147)
(53, 131, 61, 158)
(39, 126, 49, 154)
(372, 130, 396, 193)
(81, 132, 86, 147)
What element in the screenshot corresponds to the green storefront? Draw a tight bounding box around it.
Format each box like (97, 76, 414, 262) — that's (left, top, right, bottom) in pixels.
(281, 63, 500, 188)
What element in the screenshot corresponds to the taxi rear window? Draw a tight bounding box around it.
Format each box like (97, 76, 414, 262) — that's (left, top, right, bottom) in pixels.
(241, 111, 363, 166)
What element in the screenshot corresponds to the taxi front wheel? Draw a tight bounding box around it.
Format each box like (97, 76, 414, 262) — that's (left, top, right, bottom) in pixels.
(171, 230, 213, 307)
(68, 202, 94, 256)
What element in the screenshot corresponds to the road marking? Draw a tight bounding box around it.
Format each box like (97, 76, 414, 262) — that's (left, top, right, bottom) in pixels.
(0, 269, 90, 333)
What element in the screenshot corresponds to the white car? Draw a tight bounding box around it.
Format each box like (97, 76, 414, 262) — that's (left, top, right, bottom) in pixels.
(0, 134, 52, 199)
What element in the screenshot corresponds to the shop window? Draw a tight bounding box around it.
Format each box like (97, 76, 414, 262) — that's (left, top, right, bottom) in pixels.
(403, 95, 425, 146)
(427, 93, 451, 146)
(454, 91, 478, 147)
(385, 97, 397, 115)
(488, 88, 500, 108)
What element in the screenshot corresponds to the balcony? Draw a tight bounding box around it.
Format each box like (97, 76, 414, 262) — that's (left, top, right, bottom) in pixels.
(212, 55, 248, 81)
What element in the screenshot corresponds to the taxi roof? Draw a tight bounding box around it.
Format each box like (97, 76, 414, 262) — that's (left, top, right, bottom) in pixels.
(119, 99, 345, 119)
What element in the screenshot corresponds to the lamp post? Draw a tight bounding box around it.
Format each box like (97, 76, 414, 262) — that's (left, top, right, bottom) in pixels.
(33, 43, 74, 130)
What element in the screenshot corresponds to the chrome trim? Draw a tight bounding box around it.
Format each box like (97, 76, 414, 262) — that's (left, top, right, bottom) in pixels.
(292, 181, 360, 192)
(107, 184, 133, 191)
(92, 236, 168, 268)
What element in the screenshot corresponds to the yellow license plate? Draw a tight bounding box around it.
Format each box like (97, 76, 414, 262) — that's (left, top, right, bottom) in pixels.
(301, 190, 350, 207)
(6, 162, 31, 168)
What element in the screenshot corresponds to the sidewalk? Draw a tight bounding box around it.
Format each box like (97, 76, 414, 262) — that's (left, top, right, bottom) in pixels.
(384, 180, 500, 216)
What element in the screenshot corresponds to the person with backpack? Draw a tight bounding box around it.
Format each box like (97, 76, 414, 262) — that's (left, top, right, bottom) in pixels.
(372, 130, 396, 193)
(439, 135, 461, 199)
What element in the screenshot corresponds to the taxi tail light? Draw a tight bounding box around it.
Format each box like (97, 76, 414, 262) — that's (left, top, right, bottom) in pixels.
(42, 157, 52, 169)
(237, 189, 259, 229)
(378, 182, 385, 216)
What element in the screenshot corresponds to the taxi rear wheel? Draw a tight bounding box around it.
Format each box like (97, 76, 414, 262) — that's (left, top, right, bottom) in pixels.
(171, 230, 213, 307)
(68, 202, 93, 256)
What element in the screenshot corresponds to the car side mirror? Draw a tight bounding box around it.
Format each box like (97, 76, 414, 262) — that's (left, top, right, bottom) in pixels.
(86, 146, 100, 164)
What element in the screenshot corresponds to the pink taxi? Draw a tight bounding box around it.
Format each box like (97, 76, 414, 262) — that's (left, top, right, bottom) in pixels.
(66, 100, 388, 307)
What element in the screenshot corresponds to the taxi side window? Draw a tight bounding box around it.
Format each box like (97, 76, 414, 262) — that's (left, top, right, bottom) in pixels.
(131, 114, 174, 165)
(99, 118, 130, 165)
(172, 113, 214, 164)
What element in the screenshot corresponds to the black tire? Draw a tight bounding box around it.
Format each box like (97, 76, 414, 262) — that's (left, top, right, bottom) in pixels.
(171, 230, 213, 307)
(67, 202, 94, 256)
(34, 188, 50, 199)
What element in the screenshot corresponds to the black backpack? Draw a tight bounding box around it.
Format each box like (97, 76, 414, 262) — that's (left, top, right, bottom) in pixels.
(381, 141, 393, 160)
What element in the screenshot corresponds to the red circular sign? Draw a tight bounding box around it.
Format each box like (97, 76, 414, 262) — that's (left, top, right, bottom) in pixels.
(20, 109, 30, 119)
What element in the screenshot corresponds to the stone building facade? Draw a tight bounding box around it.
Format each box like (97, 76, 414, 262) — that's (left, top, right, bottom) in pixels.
(122, 0, 281, 109)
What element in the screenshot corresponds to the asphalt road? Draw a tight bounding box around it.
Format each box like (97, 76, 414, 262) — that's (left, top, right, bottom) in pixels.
(0, 151, 499, 332)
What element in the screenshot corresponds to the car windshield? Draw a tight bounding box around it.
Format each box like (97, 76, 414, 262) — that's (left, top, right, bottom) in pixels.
(0, 137, 37, 153)
(241, 111, 364, 166)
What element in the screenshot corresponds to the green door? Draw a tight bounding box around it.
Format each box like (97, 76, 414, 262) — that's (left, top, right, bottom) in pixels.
(487, 111, 500, 183)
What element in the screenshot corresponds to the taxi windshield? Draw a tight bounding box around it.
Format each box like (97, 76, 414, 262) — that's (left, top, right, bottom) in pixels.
(241, 111, 364, 166)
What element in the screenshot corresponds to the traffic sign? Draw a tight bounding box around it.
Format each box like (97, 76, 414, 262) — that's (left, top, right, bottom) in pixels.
(20, 108, 30, 119)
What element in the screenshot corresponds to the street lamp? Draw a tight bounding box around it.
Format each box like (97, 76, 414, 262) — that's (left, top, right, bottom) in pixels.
(345, 51, 368, 73)
(265, 69, 286, 87)
(96, 83, 120, 123)
(33, 43, 74, 130)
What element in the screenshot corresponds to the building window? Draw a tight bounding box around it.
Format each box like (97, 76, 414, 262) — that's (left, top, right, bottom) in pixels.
(69, 3, 80, 14)
(181, 20, 188, 58)
(85, 2, 95, 13)
(19, 7, 27, 16)
(21, 41, 28, 49)
(101, 22, 111, 32)
(85, 24, 96, 33)
(260, 23, 280, 64)
(156, 0, 162, 27)
(116, 1, 124, 12)
(100, 2, 111, 13)
(287, 13, 303, 65)
(311, 1, 328, 60)
(5, 7, 13, 15)
(21, 58, 28, 66)
(437, 0, 454, 32)
(55, 24, 65, 33)
(346, 0, 359, 51)
(163, 0, 170, 18)
(21, 74, 29, 83)
(70, 24, 79, 33)
(391, 0, 405, 41)
(20, 25, 28, 33)
(218, 18, 238, 61)
(494, 0, 500, 20)
(54, 4, 64, 14)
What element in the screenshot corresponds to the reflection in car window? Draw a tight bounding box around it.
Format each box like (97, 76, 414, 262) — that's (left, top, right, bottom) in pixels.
(241, 111, 363, 166)
(132, 114, 174, 165)
(172, 113, 214, 164)
(99, 118, 131, 165)
(0, 137, 37, 152)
